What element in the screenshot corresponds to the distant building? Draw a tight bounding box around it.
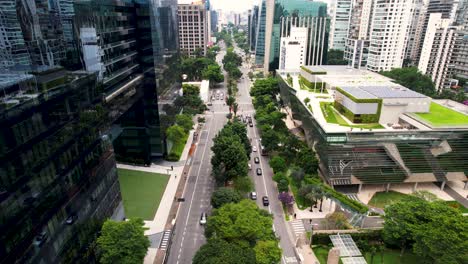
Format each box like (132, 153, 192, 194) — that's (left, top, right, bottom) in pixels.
(249, 5, 259, 51)
(328, 0, 353, 51)
(344, 0, 373, 69)
(279, 27, 308, 70)
(177, 3, 209, 56)
(418, 13, 458, 91)
(366, 0, 414, 72)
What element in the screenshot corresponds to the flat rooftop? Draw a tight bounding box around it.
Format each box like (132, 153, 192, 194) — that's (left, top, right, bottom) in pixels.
(340, 86, 427, 99)
(302, 65, 402, 88)
(410, 102, 468, 128)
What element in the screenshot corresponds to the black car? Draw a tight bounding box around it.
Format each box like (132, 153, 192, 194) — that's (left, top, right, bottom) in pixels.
(256, 168, 262, 176)
(254, 157, 260, 163)
(262, 196, 269, 206)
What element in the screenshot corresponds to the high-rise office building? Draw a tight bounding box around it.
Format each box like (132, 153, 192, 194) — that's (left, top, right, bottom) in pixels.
(211, 10, 219, 33)
(177, 3, 209, 56)
(279, 27, 308, 69)
(249, 5, 259, 51)
(12, 0, 66, 66)
(255, 0, 268, 66)
(0, 0, 179, 262)
(279, 16, 329, 66)
(0, 0, 30, 67)
(255, 0, 328, 73)
(366, 0, 414, 72)
(0, 66, 123, 263)
(418, 13, 458, 91)
(328, 0, 353, 51)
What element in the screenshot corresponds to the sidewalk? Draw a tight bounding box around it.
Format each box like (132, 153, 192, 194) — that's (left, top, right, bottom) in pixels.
(291, 197, 336, 219)
(116, 128, 196, 264)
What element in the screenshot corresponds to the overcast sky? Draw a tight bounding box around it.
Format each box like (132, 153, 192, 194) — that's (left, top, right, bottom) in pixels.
(178, 0, 259, 12)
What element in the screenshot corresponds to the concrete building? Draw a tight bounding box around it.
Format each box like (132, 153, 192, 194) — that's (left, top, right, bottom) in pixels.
(279, 27, 309, 70)
(344, 0, 373, 69)
(418, 13, 457, 91)
(328, 0, 353, 51)
(413, 0, 460, 65)
(449, 0, 468, 85)
(256, 0, 328, 73)
(277, 65, 468, 192)
(405, 0, 429, 65)
(366, 0, 414, 72)
(177, 3, 209, 56)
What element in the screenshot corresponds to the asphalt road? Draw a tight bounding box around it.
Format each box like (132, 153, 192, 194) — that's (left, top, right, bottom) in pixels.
(235, 48, 299, 264)
(165, 50, 228, 264)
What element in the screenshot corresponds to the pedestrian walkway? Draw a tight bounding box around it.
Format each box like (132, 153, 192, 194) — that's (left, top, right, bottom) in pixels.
(292, 197, 336, 219)
(159, 230, 171, 250)
(346, 194, 360, 202)
(290, 220, 306, 237)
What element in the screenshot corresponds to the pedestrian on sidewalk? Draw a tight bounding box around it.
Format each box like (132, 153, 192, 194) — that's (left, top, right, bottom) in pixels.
(294, 213, 297, 219)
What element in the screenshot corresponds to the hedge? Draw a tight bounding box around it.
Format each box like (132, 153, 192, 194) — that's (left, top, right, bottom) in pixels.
(334, 101, 380, 123)
(301, 66, 327, 75)
(299, 75, 326, 92)
(312, 230, 383, 246)
(304, 178, 369, 214)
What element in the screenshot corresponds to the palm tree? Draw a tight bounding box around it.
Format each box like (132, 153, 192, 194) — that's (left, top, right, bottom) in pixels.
(233, 102, 239, 117)
(305, 193, 316, 212)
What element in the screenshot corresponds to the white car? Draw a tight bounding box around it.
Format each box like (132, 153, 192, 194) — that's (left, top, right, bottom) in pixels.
(248, 163, 252, 170)
(250, 192, 257, 200)
(252, 146, 257, 152)
(200, 212, 207, 225)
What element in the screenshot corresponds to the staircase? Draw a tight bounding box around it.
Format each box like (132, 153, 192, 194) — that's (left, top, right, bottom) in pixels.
(422, 148, 447, 182)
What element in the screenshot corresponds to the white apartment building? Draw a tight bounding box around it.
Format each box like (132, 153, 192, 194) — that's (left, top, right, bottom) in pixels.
(344, 0, 373, 68)
(367, 0, 414, 72)
(177, 4, 209, 57)
(405, 0, 429, 65)
(328, 0, 353, 51)
(279, 27, 308, 70)
(418, 13, 457, 91)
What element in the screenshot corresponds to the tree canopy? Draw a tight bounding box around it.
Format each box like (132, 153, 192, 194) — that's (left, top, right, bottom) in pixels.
(166, 125, 187, 144)
(380, 67, 436, 97)
(97, 218, 149, 264)
(175, 114, 194, 133)
(211, 187, 242, 208)
(193, 238, 256, 264)
(383, 196, 468, 264)
(205, 200, 275, 245)
(326, 49, 347, 65)
(269, 155, 287, 173)
(254, 240, 282, 264)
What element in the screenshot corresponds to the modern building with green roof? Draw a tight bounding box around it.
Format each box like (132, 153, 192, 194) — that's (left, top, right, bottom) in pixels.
(277, 65, 468, 192)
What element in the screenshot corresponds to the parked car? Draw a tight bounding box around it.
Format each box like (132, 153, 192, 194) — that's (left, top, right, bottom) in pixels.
(250, 192, 257, 200)
(248, 163, 252, 170)
(262, 196, 269, 206)
(256, 168, 262, 176)
(252, 146, 257, 152)
(249, 122, 253, 127)
(254, 157, 260, 164)
(200, 212, 207, 225)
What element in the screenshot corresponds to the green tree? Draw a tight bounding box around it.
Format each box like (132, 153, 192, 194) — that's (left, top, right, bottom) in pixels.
(254, 240, 282, 264)
(273, 172, 288, 183)
(211, 136, 248, 184)
(182, 84, 200, 96)
(211, 187, 242, 208)
(205, 200, 275, 245)
(296, 147, 318, 175)
(193, 238, 256, 264)
(383, 197, 468, 263)
(290, 167, 305, 185)
(261, 128, 281, 152)
(269, 156, 287, 173)
(202, 64, 224, 86)
(277, 179, 289, 192)
(250, 77, 280, 97)
(166, 125, 187, 144)
(233, 176, 254, 194)
(97, 218, 149, 264)
(325, 212, 350, 229)
(175, 114, 194, 133)
(326, 49, 347, 65)
(380, 67, 436, 97)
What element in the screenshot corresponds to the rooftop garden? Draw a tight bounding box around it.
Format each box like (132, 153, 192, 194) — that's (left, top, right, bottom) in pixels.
(414, 102, 468, 126)
(298, 75, 328, 93)
(320, 102, 384, 129)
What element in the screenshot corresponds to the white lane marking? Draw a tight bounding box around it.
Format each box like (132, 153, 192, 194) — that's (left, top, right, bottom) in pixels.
(176, 107, 217, 262)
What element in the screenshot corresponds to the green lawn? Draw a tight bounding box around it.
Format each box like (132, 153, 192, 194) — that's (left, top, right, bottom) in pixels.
(363, 248, 419, 264)
(442, 200, 468, 214)
(313, 245, 418, 264)
(118, 168, 170, 220)
(368, 191, 409, 208)
(320, 102, 383, 129)
(415, 102, 468, 126)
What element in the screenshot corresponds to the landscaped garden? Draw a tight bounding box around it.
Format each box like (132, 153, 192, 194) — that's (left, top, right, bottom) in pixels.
(118, 168, 169, 220)
(368, 191, 409, 208)
(414, 102, 468, 127)
(320, 102, 383, 129)
(442, 200, 468, 214)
